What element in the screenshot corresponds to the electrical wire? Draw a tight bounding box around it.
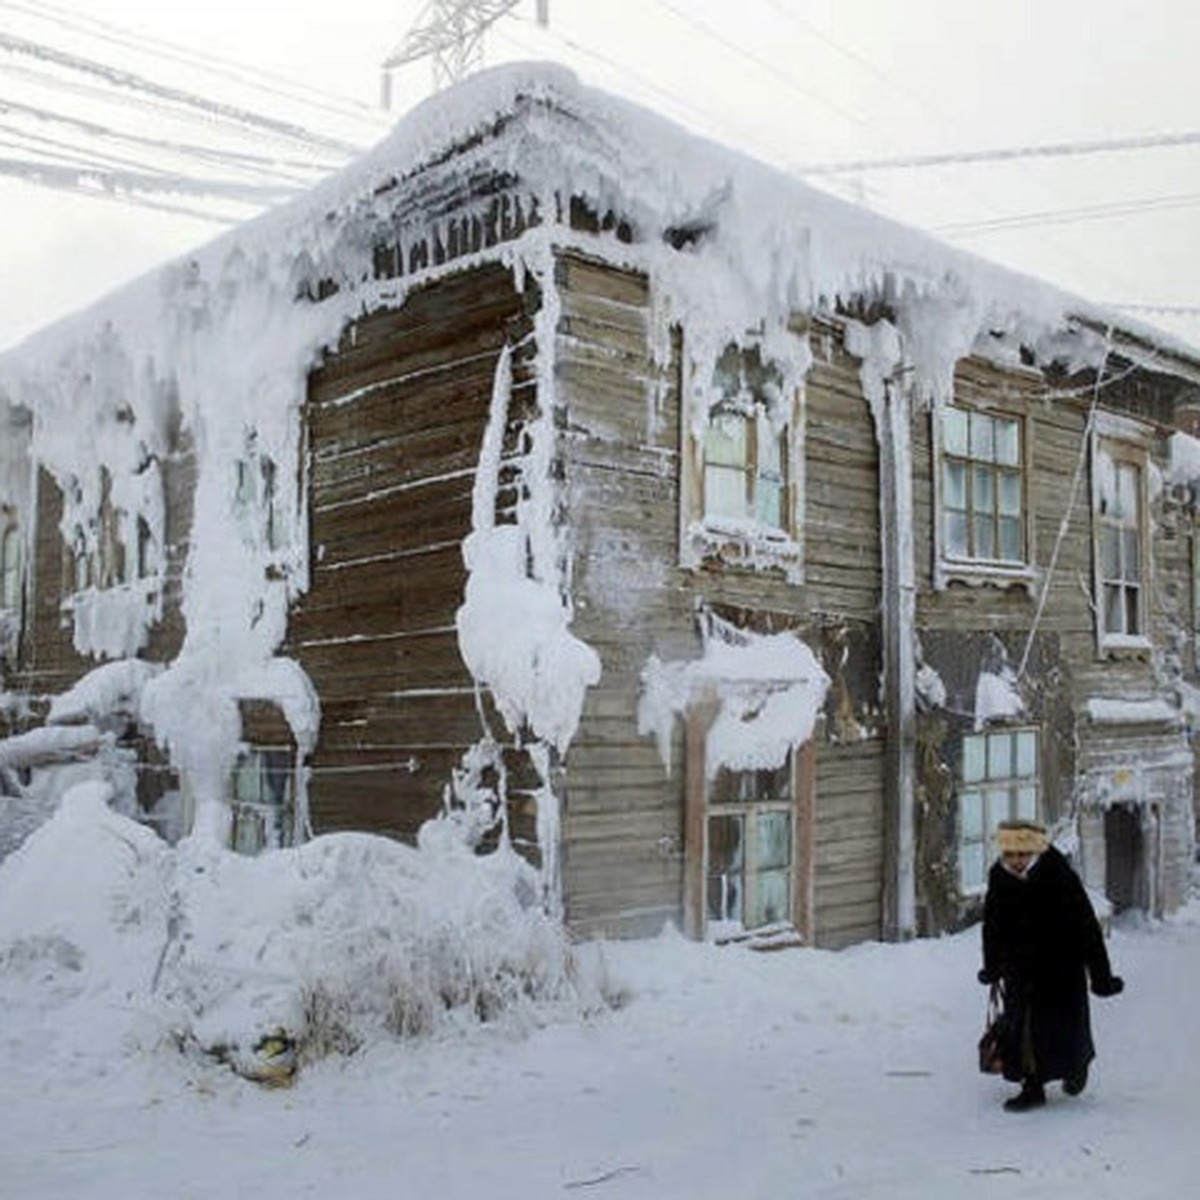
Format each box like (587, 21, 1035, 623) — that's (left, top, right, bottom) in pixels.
(0, 0, 388, 129)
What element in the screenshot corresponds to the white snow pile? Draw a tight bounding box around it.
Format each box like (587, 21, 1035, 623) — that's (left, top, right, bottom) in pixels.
(0, 782, 615, 1082)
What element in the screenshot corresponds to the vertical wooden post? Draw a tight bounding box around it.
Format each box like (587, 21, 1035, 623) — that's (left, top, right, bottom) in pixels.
(683, 688, 719, 940)
(794, 738, 817, 944)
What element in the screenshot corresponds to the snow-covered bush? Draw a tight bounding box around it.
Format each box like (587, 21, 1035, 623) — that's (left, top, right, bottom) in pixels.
(0, 782, 621, 1082)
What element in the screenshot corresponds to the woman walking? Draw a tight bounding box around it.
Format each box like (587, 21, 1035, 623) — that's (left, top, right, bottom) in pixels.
(978, 820, 1125, 1111)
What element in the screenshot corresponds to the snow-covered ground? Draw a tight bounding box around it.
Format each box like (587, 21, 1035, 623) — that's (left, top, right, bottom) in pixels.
(1, 784, 1194, 1200)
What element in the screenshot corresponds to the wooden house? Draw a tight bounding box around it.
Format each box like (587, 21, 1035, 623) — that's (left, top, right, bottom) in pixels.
(1, 65, 1198, 947)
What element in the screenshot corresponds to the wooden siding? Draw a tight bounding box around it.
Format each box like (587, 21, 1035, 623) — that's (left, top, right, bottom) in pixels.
(290, 263, 539, 842)
(558, 252, 886, 943)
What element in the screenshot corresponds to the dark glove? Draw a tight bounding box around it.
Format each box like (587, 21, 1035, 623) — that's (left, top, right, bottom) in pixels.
(1092, 975, 1124, 997)
(977, 967, 999, 986)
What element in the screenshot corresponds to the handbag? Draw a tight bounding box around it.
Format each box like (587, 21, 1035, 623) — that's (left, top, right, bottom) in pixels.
(977, 983, 1006, 1075)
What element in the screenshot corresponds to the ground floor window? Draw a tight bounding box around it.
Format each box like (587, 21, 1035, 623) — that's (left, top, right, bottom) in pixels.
(958, 727, 1039, 893)
(230, 748, 294, 854)
(706, 761, 794, 933)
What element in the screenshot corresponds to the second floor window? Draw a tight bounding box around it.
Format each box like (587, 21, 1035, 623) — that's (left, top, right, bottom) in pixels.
(941, 405, 1025, 564)
(703, 408, 787, 531)
(1095, 443, 1145, 640)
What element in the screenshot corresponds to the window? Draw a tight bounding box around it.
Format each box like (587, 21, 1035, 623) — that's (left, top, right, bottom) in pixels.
(1095, 445, 1145, 639)
(1091, 418, 1150, 649)
(706, 762, 794, 933)
(703, 409, 787, 529)
(1, 515, 19, 610)
(683, 341, 804, 579)
(230, 748, 294, 854)
(958, 728, 1039, 893)
(940, 404, 1025, 564)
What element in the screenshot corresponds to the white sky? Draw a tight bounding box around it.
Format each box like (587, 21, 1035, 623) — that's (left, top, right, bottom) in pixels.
(2, 0, 1199, 350)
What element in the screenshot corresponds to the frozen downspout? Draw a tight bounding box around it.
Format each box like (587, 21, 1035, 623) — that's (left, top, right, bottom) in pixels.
(878, 369, 917, 940)
(848, 318, 916, 941)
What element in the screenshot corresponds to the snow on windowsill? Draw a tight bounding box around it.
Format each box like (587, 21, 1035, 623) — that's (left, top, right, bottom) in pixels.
(935, 556, 1036, 595)
(683, 518, 802, 583)
(1085, 697, 1180, 727)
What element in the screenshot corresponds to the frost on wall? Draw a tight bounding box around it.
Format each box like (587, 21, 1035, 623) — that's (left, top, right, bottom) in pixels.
(451, 266, 600, 908)
(1, 62, 1195, 852)
(639, 613, 830, 777)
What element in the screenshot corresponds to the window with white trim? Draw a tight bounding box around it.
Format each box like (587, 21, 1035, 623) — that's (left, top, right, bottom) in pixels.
(683, 341, 804, 579)
(940, 404, 1026, 565)
(1093, 436, 1147, 643)
(958, 727, 1039, 893)
(706, 761, 794, 934)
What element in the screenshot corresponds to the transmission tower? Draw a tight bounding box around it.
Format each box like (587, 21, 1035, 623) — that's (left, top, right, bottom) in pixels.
(381, 1, 549, 107)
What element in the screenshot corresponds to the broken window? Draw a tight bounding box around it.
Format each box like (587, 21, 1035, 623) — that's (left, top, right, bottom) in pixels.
(940, 404, 1025, 563)
(706, 761, 794, 932)
(957, 727, 1039, 894)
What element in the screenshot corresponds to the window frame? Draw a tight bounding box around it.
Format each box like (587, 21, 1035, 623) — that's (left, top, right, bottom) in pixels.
(1090, 412, 1152, 654)
(932, 394, 1035, 592)
(957, 725, 1041, 896)
(680, 340, 806, 582)
(0, 512, 20, 612)
(704, 762, 797, 936)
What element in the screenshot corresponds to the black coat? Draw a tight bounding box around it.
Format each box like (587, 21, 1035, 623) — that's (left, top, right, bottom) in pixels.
(980, 845, 1117, 1084)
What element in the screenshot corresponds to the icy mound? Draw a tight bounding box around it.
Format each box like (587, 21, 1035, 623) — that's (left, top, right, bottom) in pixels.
(0, 783, 608, 1080)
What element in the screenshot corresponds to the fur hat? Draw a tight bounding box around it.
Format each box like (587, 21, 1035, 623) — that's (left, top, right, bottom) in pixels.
(995, 820, 1049, 855)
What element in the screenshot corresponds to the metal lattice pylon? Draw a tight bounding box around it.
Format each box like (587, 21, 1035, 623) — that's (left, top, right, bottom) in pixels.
(382, 0, 538, 102)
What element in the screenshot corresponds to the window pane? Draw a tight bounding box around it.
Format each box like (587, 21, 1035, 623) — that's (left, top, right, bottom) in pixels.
(1105, 584, 1124, 633)
(961, 789, 984, 839)
(946, 511, 969, 556)
(1125, 586, 1141, 635)
(704, 464, 748, 520)
(998, 516, 1022, 561)
(1122, 530, 1141, 581)
(970, 412, 995, 462)
(987, 733, 1013, 779)
(961, 841, 986, 892)
(233, 757, 262, 805)
(756, 810, 792, 871)
(943, 406, 969, 457)
(752, 868, 791, 927)
(708, 814, 744, 872)
(1015, 730, 1037, 776)
(756, 477, 783, 529)
(707, 872, 742, 923)
(705, 413, 747, 467)
(1101, 527, 1120, 580)
(943, 461, 967, 511)
(985, 785, 1012, 826)
(973, 465, 995, 514)
(962, 735, 986, 783)
(1016, 786, 1037, 821)
(995, 419, 1020, 467)
(973, 515, 995, 559)
(1117, 464, 1138, 519)
(998, 470, 1022, 517)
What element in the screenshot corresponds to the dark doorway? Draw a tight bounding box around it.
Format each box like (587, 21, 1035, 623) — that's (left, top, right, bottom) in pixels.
(1104, 804, 1146, 913)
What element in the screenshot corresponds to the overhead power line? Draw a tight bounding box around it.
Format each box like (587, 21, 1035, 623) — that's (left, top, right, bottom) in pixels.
(0, 0, 386, 129)
(0, 32, 363, 156)
(798, 129, 1200, 175)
